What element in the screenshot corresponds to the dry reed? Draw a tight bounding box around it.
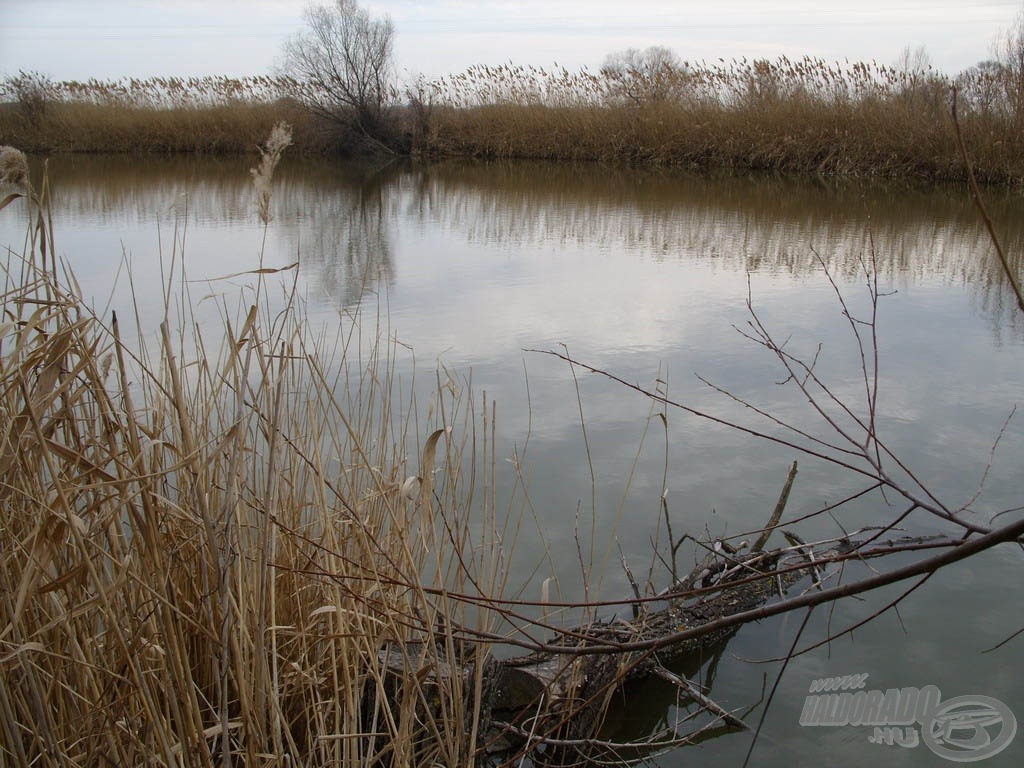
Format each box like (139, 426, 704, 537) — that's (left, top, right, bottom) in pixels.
(4, 55, 1024, 180)
(420, 56, 1024, 183)
(0, 73, 325, 155)
(251, 122, 293, 223)
(0, 143, 507, 766)
(0, 145, 30, 187)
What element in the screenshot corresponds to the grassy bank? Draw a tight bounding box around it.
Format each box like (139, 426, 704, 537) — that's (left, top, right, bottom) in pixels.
(0, 148, 507, 765)
(3, 56, 1024, 182)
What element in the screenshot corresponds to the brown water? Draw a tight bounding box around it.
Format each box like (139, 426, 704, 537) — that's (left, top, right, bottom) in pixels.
(2, 155, 1022, 766)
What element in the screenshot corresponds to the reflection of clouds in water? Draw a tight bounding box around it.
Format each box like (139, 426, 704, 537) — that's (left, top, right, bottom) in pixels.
(5, 155, 1022, 474)
(378, 163, 1024, 376)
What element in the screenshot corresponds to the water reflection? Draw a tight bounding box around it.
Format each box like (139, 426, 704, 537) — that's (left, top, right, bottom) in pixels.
(396, 160, 1023, 331)
(276, 162, 398, 308)
(15, 156, 1024, 331)
(17, 155, 402, 311)
(2, 154, 1022, 768)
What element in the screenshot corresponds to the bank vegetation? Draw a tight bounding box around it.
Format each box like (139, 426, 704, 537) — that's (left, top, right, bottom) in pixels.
(2, 41, 1024, 182)
(0, 139, 509, 766)
(421, 53, 1024, 183)
(2, 89, 1023, 761)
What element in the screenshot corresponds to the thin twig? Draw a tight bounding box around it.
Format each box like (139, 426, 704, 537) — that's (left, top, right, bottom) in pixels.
(652, 665, 749, 730)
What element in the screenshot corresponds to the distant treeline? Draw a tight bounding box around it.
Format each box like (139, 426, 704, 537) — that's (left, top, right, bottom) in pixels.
(2, 55, 1023, 183)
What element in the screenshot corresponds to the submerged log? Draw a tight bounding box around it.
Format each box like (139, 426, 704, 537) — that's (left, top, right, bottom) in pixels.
(378, 528, 945, 762)
(489, 547, 797, 747)
(378, 460, 949, 764)
(488, 461, 803, 745)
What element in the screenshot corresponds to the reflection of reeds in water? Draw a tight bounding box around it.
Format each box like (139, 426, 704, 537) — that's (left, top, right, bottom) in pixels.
(4, 156, 399, 310)
(6, 155, 1022, 329)
(0, 160, 507, 765)
(403, 163, 1024, 305)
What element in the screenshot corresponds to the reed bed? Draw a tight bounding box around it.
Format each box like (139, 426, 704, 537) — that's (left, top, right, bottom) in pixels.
(0, 73, 328, 154)
(3, 52, 1023, 174)
(0, 144, 507, 766)
(422, 57, 1024, 183)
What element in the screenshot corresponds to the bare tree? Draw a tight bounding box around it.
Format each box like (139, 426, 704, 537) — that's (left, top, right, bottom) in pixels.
(956, 59, 1006, 117)
(993, 10, 1024, 122)
(601, 46, 690, 105)
(281, 0, 398, 150)
(894, 44, 932, 78)
(892, 45, 942, 108)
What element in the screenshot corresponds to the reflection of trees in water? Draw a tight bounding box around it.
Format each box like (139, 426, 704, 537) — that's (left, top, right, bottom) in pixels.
(278, 164, 398, 309)
(23, 154, 399, 310)
(399, 161, 1024, 332)
(19, 155, 1022, 328)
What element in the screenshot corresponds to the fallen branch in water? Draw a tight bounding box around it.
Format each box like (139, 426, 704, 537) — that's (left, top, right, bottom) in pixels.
(370, 453, 983, 765)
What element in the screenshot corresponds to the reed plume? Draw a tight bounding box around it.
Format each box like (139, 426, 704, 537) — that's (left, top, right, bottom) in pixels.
(250, 121, 293, 223)
(0, 145, 30, 189)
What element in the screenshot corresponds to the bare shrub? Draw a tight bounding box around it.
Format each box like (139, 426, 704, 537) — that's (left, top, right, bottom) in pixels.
(993, 10, 1024, 122)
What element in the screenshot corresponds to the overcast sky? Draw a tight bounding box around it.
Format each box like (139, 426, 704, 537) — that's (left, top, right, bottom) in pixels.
(1, 1, 1021, 83)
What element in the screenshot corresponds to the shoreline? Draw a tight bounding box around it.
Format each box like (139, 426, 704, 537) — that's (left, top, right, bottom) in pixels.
(4, 107, 1019, 188)
(3, 61, 1023, 186)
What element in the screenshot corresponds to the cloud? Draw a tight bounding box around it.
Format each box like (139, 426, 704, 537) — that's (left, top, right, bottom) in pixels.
(0, 0, 1017, 80)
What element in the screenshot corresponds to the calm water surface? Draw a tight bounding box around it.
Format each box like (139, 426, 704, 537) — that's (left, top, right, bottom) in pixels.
(3, 155, 1023, 766)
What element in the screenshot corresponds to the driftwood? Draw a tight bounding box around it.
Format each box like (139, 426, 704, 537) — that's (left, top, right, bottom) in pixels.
(488, 547, 815, 756)
(379, 461, 949, 764)
(484, 462, 801, 747)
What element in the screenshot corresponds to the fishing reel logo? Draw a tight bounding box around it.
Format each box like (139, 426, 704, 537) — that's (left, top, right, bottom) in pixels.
(800, 675, 1016, 762)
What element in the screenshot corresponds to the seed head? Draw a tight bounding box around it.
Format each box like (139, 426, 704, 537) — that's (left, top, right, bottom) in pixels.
(0, 146, 30, 189)
(250, 122, 293, 224)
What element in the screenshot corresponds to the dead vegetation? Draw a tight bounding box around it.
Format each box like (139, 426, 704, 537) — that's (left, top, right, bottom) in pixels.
(0, 141, 504, 766)
(0, 73, 325, 154)
(419, 55, 1024, 183)
(3, 36, 1024, 180)
(1, 102, 1021, 765)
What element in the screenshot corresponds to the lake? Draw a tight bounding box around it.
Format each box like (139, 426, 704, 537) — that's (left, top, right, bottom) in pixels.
(2, 154, 1022, 766)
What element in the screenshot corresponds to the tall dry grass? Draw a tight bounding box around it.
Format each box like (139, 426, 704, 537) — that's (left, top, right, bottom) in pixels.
(0, 73, 331, 154)
(4, 54, 1024, 179)
(3, 55, 1023, 179)
(420, 57, 1024, 183)
(0, 141, 508, 766)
